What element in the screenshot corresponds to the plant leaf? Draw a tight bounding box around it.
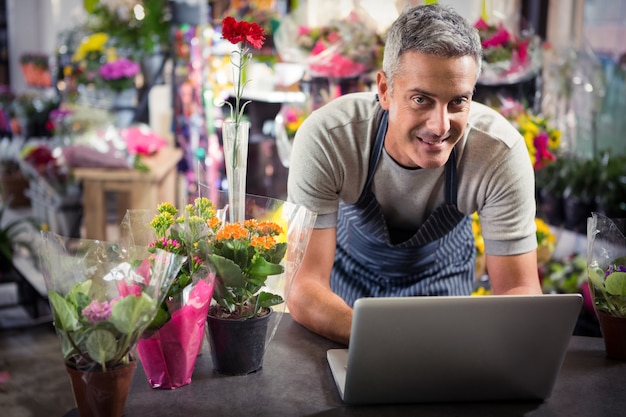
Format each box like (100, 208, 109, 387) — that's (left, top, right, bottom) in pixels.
(257, 291, 283, 309)
(85, 328, 117, 365)
(48, 291, 80, 332)
(209, 255, 247, 288)
(605, 272, 626, 296)
(109, 293, 155, 334)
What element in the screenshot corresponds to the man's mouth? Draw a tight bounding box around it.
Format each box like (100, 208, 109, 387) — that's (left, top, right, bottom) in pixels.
(419, 137, 447, 146)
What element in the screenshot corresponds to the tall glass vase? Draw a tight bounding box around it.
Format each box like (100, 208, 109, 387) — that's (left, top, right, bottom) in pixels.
(222, 120, 249, 224)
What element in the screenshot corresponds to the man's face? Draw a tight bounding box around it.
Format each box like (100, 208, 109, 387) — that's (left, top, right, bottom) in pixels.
(377, 51, 477, 169)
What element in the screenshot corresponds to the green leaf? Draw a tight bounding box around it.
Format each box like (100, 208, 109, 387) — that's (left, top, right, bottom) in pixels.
(85, 328, 117, 365)
(109, 293, 155, 334)
(209, 255, 247, 288)
(257, 291, 284, 309)
(588, 267, 607, 290)
(48, 291, 80, 332)
(605, 272, 626, 296)
(146, 306, 170, 332)
(248, 256, 283, 279)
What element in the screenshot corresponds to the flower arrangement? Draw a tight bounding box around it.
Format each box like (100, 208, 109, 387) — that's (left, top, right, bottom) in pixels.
(220, 16, 266, 128)
(588, 259, 626, 317)
(40, 233, 185, 372)
(474, 17, 538, 84)
(120, 198, 216, 389)
(70, 32, 110, 86)
(98, 58, 140, 92)
(207, 216, 287, 319)
(498, 98, 561, 171)
(144, 199, 216, 331)
(295, 12, 383, 79)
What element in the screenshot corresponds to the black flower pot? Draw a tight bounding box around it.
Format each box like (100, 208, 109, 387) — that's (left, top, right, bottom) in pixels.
(206, 308, 272, 375)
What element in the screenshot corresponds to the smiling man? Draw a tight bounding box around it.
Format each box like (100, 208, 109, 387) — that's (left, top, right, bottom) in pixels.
(286, 4, 542, 345)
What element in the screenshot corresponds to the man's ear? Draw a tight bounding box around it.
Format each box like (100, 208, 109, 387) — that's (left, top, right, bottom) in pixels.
(376, 70, 390, 110)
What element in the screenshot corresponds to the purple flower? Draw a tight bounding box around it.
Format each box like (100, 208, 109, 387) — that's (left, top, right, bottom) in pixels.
(605, 264, 626, 277)
(98, 58, 140, 81)
(82, 300, 113, 324)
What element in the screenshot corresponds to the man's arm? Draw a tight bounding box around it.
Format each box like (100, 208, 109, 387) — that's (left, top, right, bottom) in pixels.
(486, 251, 542, 295)
(287, 228, 353, 345)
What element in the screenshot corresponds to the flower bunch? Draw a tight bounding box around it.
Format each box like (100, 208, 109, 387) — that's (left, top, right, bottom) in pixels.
(297, 12, 383, 79)
(41, 233, 185, 372)
(207, 217, 287, 319)
(474, 17, 538, 83)
(280, 104, 308, 140)
(145, 198, 217, 332)
(98, 57, 140, 92)
(498, 98, 561, 171)
(70, 32, 110, 86)
(220, 16, 266, 127)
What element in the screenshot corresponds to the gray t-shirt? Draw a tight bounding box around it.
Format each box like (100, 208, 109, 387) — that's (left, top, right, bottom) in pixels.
(287, 92, 537, 256)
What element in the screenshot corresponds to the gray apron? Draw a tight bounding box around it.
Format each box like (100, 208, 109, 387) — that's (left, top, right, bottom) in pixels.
(331, 110, 475, 306)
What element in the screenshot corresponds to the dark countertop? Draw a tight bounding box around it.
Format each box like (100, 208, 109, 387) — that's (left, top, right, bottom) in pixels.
(65, 314, 625, 417)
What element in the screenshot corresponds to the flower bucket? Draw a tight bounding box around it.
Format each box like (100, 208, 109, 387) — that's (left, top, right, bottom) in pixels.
(66, 360, 136, 417)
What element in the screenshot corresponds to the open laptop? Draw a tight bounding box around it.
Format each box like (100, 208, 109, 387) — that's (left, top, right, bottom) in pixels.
(327, 294, 583, 405)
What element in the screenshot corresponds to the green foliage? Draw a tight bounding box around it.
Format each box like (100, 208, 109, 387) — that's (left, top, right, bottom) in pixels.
(588, 256, 626, 317)
(48, 278, 158, 371)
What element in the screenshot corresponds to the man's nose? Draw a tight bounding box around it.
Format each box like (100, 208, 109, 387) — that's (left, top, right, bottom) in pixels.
(425, 105, 450, 138)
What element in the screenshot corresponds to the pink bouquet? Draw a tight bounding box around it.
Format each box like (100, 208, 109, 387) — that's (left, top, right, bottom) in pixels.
(120, 200, 217, 389)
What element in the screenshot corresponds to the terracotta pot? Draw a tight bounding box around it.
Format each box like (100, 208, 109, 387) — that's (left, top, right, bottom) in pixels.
(206, 308, 272, 375)
(597, 311, 626, 361)
(65, 361, 136, 417)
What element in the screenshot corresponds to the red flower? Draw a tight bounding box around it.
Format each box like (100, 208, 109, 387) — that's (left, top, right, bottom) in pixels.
(221, 16, 265, 49)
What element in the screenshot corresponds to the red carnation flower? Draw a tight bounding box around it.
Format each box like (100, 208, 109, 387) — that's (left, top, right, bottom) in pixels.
(221, 16, 265, 49)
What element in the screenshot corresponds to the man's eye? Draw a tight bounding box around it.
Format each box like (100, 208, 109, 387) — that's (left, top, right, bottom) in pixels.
(413, 96, 425, 104)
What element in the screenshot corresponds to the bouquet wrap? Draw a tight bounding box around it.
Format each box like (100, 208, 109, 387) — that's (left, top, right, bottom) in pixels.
(587, 213, 626, 317)
(136, 276, 214, 388)
(120, 208, 216, 389)
(197, 166, 317, 350)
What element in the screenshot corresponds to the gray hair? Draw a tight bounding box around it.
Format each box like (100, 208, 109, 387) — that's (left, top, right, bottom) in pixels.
(382, 4, 483, 89)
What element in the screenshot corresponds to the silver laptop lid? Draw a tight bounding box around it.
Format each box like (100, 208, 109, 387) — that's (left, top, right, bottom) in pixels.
(334, 294, 582, 404)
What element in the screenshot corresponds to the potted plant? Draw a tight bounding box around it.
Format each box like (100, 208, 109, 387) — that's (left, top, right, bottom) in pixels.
(204, 210, 288, 375)
(39, 232, 185, 417)
(120, 199, 216, 389)
(587, 212, 626, 360)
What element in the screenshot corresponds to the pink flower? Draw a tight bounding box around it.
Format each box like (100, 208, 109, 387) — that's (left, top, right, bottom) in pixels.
(482, 27, 510, 48)
(99, 58, 140, 81)
(117, 280, 142, 297)
(82, 300, 113, 324)
(474, 17, 490, 31)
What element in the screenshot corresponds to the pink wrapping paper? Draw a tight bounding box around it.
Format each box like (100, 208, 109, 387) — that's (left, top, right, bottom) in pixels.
(137, 278, 214, 389)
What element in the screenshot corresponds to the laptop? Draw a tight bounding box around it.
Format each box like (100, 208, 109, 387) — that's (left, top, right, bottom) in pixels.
(327, 294, 583, 405)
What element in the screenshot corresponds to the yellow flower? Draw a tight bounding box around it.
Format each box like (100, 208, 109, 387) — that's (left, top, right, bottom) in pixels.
(72, 33, 109, 62)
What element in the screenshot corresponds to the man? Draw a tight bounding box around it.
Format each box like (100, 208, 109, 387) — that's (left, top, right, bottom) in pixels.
(286, 4, 542, 345)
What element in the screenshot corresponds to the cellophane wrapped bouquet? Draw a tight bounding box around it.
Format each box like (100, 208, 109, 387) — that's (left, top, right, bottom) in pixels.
(39, 231, 185, 416)
(40, 232, 185, 372)
(120, 199, 217, 389)
(275, 5, 383, 80)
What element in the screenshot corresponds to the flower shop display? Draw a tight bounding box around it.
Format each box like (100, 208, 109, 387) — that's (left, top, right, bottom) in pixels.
(19, 142, 82, 237)
(276, 7, 383, 79)
(474, 14, 541, 85)
(586, 212, 626, 359)
(39, 232, 186, 417)
(497, 97, 561, 171)
(119, 199, 216, 389)
(219, 15, 266, 224)
(274, 102, 310, 168)
(472, 212, 554, 276)
(19, 52, 52, 88)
